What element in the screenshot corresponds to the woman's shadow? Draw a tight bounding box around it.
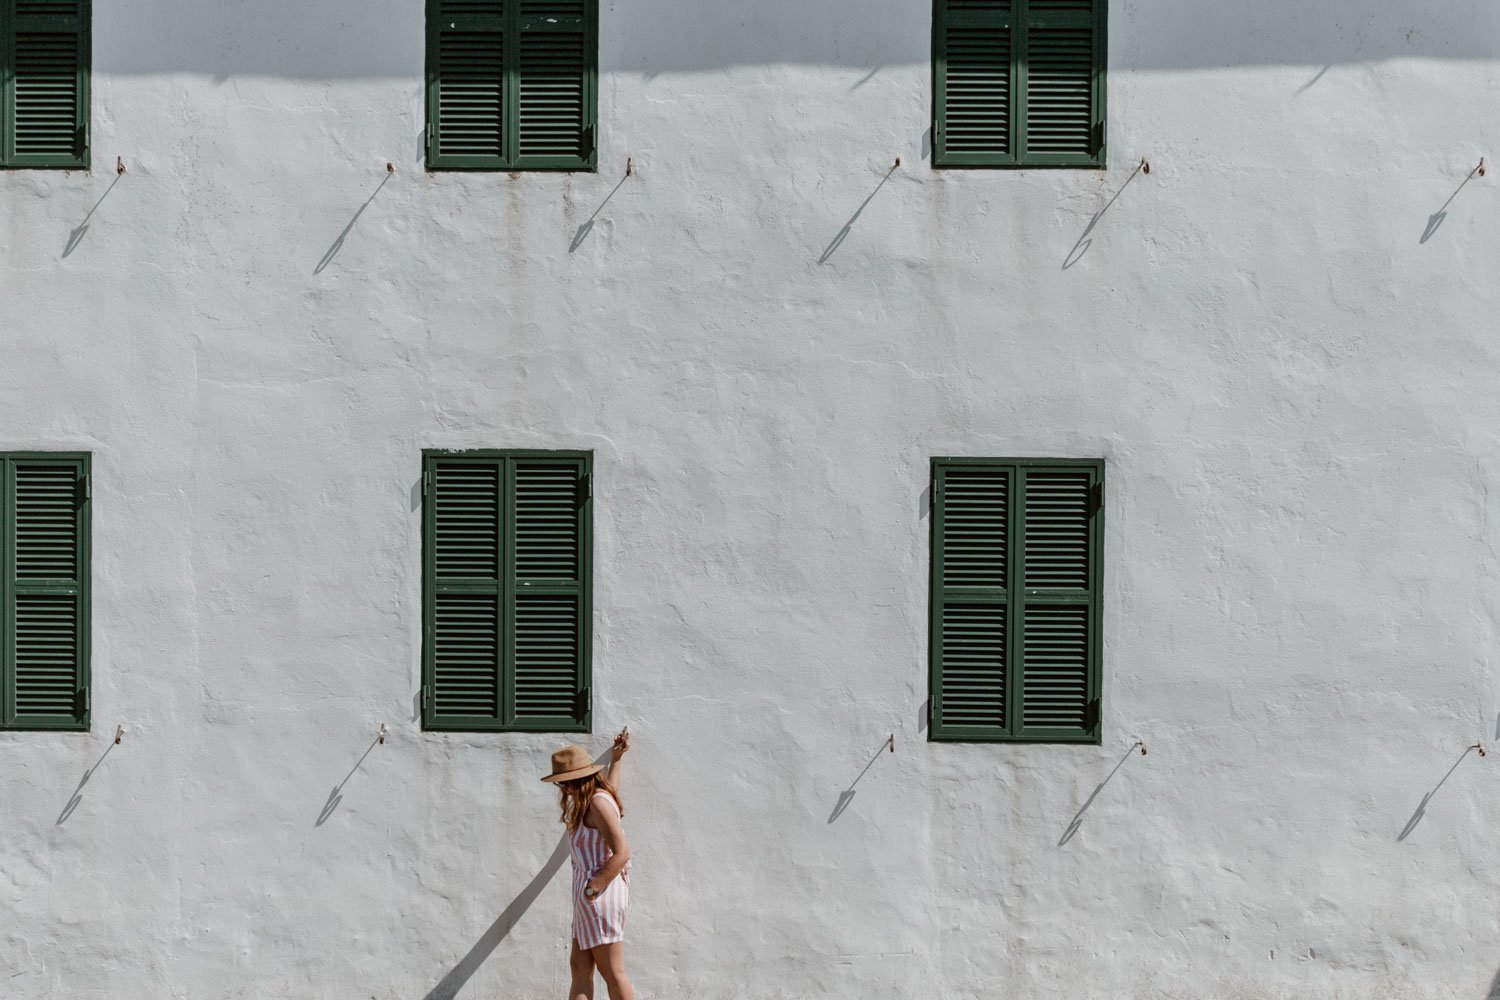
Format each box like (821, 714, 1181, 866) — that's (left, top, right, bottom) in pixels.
(421, 747, 614, 999)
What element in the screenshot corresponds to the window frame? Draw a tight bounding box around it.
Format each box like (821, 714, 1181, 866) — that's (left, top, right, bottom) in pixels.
(423, 0, 599, 173)
(931, 0, 1106, 170)
(0, 451, 91, 733)
(928, 457, 1103, 744)
(421, 448, 593, 734)
(0, 0, 92, 171)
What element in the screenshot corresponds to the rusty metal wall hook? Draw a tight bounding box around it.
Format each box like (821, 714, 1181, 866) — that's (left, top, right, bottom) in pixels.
(1134, 740, 1147, 756)
(378, 722, 387, 745)
(114, 725, 124, 745)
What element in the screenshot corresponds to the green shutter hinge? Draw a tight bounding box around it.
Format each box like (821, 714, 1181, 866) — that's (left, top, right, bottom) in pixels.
(422, 468, 431, 497)
(83, 474, 91, 501)
(421, 684, 430, 710)
(580, 472, 591, 502)
(82, 688, 90, 713)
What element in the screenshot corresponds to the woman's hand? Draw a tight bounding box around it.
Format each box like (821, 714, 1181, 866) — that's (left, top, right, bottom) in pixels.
(585, 875, 609, 900)
(612, 728, 630, 757)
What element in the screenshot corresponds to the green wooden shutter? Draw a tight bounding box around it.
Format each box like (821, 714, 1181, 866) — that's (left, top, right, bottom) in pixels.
(510, 457, 589, 724)
(931, 463, 1013, 737)
(2, 0, 89, 169)
(933, 0, 1016, 167)
(930, 459, 1101, 743)
(1017, 464, 1101, 739)
(2, 454, 89, 731)
(933, 0, 1103, 169)
(424, 451, 590, 732)
(427, 0, 596, 171)
(427, 0, 507, 169)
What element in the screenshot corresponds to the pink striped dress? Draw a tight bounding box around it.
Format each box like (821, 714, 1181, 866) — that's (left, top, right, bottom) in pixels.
(570, 791, 630, 949)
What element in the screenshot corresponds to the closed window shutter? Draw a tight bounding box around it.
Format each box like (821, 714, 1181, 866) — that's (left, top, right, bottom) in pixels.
(3, 0, 90, 169)
(424, 452, 591, 732)
(516, 0, 594, 168)
(428, 0, 507, 169)
(930, 459, 1101, 743)
(934, 0, 1015, 166)
(1017, 465, 1100, 738)
(3, 455, 89, 731)
(934, 0, 1103, 168)
(510, 458, 587, 723)
(427, 0, 596, 170)
(1019, 0, 1102, 164)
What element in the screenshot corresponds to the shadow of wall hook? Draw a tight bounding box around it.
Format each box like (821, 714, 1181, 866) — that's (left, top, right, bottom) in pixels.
(115, 156, 125, 176)
(114, 724, 124, 745)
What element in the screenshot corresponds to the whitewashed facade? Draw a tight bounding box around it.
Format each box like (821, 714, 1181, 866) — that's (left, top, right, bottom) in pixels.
(2, 0, 1499, 997)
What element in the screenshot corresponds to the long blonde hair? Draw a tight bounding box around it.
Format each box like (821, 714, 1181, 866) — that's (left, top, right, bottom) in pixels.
(558, 772, 623, 832)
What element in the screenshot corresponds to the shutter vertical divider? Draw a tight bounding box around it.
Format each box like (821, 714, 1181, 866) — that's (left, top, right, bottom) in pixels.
(500, 456, 517, 727)
(1004, 459, 1021, 736)
(502, 0, 519, 165)
(2, 0, 16, 164)
(1014, 0, 1030, 161)
(1, 458, 13, 725)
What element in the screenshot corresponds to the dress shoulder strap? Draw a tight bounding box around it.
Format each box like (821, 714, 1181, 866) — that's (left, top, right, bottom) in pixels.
(590, 790, 621, 818)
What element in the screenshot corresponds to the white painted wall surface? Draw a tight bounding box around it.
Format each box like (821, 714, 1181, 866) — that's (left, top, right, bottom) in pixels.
(2, 1, 1499, 997)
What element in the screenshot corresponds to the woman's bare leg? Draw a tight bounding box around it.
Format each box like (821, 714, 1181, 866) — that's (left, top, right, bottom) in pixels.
(569, 937, 595, 1000)
(590, 942, 634, 1000)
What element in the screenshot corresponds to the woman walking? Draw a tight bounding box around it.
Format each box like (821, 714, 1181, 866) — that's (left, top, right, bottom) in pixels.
(542, 728, 634, 1000)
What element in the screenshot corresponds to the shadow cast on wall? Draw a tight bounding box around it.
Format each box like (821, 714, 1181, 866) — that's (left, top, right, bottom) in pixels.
(315, 735, 381, 827)
(56, 740, 117, 825)
(1397, 744, 1481, 842)
(1057, 743, 1143, 846)
(1062, 158, 1146, 269)
(828, 735, 894, 823)
(95, 0, 1498, 78)
(422, 835, 571, 1000)
(818, 162, 898, 265)
(61, 174, 123, 259)
(1419, 161, 1484, 244)
(314, 171, 390, 275)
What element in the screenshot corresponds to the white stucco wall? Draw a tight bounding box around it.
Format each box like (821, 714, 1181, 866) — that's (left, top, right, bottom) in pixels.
(2, 1, 1499, 997)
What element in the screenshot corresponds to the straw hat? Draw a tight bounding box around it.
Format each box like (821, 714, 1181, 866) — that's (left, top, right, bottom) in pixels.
(540, 745, 603, 783)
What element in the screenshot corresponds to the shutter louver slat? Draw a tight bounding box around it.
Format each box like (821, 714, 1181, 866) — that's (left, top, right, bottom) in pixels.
(1023, 469, 1091, 589)
(942, 26, 1010, 157)
(939, 604, 1006, 728)
(1024, 27, 1095, 157)
(948, 0, 1010, 8)
(14, 464, 79, 580)
(1028, 0, 1091, 9)
(518, 33, 587, 159)
(439, 0, 502, 12)
(520, 0, 584, 14)
(433, 592, 501, 717)
(513, 594, 580, 718)
(14, 594, 79, 717)
(1021, 605, 1089, 728)
(514, 463, 580, 580)
(13, 32, 81, 157)
(436, 30, 505, 159)
(434, 463, 500, 579)
(941, 468, 1007, 589)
